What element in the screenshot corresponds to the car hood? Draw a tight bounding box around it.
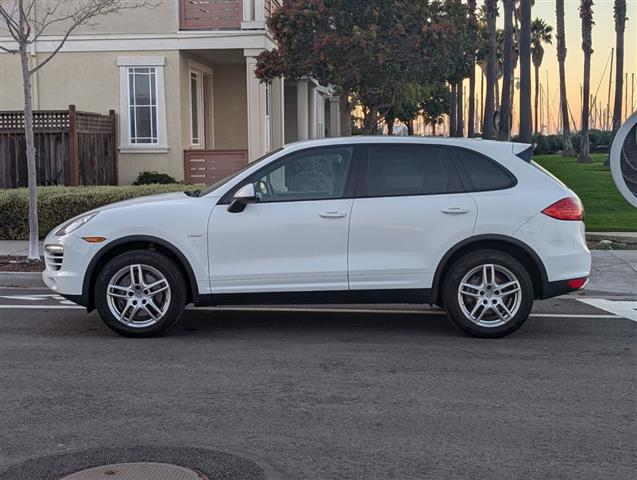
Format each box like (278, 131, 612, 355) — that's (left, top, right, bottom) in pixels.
(96, 192, 191, 212)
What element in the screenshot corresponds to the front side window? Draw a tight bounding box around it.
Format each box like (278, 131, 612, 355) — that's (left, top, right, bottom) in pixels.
(251, 147, 354, 202)
(128, 67, 158, 144)
(365, 145, 462, 197)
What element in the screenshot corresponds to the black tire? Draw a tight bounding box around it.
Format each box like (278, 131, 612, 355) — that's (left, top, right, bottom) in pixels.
(94, 250, 187, 337)
(442, 249, 534, 338)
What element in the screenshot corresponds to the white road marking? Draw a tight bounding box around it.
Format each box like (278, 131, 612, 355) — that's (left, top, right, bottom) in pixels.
(0, 293, 77, 305)
(577, 298, 637, 322)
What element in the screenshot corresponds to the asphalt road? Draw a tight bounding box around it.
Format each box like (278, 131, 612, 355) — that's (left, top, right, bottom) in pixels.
(0, 288, 635, 480)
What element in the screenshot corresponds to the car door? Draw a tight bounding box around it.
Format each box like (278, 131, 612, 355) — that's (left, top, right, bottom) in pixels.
(348, 144, 477, 292)
(208, 145, 357, 294)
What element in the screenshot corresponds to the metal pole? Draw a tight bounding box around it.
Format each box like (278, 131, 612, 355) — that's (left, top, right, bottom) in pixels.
(625, 72, 629, 120)
(546, 69, 550, 133)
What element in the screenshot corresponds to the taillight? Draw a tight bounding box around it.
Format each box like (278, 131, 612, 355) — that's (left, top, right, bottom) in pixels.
(542, 197, 584, 221)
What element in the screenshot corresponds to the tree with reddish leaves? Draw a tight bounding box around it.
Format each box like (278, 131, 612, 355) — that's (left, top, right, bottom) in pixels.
(256, 0, 468, 135)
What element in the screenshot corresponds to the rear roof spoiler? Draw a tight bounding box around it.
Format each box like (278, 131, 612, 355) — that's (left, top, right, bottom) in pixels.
(512, 143, 534, 162)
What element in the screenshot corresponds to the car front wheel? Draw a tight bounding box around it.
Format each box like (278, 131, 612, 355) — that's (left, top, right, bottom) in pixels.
(442, 249, 534, 338)
(94, 250, 186, 337)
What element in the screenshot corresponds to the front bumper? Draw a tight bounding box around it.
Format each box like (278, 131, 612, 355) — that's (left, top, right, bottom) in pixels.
(41, 232, 101, 299)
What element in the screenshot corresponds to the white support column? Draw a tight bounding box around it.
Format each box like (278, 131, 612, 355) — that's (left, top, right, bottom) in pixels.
(244, 49, 266, 161)
(308, 83, 318, 139)
(296, 79, 309, 141)
(242, 0, 266, 29)
(271, 76, 285, 149)
(328, 96, 341, 137)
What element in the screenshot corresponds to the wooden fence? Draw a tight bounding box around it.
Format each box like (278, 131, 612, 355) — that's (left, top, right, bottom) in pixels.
(184, 149, 249, 184)
(179, 0, 242, 30)
(0, 105, 118, 188)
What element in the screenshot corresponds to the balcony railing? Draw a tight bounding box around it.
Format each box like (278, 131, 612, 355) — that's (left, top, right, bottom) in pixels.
(179, 0, 280, 31)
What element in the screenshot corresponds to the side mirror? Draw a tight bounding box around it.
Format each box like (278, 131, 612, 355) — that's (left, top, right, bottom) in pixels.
(227, 183, 258, 213)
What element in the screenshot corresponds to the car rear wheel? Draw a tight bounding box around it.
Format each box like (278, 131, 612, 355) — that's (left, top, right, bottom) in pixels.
(95, 250, 186, 337)
(442, 249, 534, 338)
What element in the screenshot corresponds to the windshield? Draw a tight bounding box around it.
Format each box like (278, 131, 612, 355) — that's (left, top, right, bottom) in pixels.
(195, 148, 284, 197)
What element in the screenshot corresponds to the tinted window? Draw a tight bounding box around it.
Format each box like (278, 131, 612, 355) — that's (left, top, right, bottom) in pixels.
(252, 147, 353, 202)
(366, 145, 462, 197)
(450, 148, 516, 191)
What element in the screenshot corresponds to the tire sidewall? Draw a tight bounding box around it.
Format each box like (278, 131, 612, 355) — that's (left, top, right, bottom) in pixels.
(95, 250, 186, 337)
(443, 249, 534, 338)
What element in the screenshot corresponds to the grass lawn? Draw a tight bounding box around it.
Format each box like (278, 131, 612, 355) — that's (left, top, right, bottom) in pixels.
(534, 153, 637, 232)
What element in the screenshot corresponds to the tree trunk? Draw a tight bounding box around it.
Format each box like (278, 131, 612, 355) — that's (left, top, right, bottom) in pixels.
(407, 120, 414, 136)
(467, 1, 477, 138)
(578, 0, 593, 163)
(385, 112, 394, 135)
(518, 0, 533, 143)
(482, 0, 497, 139)
(556, 0, 575, 155)
(534, 63, 540, 134)
(19, 45, 40, 260)
(339, 90, 352, 136)
(456, 81, 463, 137)
(612, 0, 626, 133)
(498, 0, 514, 141)
(362, 105, 379, 135)
(449, 83, 457, 137)
(432, 122, 436, 136)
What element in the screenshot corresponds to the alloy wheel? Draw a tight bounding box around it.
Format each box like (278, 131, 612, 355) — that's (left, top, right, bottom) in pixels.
(106, 264, 172, 327)
(457, 263, 522, 327)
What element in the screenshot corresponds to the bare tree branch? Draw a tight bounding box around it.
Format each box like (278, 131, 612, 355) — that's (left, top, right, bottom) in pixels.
(0, 43, 18, 53)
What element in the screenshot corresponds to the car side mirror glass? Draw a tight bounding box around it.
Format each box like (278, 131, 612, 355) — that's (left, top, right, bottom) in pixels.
(227, 183, 258, 213)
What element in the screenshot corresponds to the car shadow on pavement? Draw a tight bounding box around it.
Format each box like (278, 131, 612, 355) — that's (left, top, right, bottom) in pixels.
(172, 309, 459, 338)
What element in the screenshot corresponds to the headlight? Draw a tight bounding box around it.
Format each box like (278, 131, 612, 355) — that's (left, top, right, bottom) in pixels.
(55, 212, 98, 236)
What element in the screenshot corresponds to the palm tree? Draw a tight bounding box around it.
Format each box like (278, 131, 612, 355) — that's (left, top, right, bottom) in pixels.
(612, 0, 627, 133)
(578, 0, 594, 164)
(498, 0, 515, 140)
(556, 0, 575, 155)
(518, 0, 532, 143)
(467, 0, 477, 137)
(482, 0, 498, 139)
(531, 18, 553, 134)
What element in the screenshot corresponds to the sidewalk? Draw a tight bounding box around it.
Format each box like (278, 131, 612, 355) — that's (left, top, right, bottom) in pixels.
(0, 241, 44, 256)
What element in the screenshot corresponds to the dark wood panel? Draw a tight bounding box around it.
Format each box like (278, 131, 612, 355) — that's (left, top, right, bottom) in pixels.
(0, 106, 117, 188)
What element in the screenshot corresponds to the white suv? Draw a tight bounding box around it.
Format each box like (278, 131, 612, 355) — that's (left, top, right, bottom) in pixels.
(43, 137, 591, 338)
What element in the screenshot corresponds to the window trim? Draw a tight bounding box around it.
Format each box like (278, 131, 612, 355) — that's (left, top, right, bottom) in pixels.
(355, 144, 465, 199)
(118, 56, 168, 153)
(189, 68, 204, 148)
(219, 145, 362, 204)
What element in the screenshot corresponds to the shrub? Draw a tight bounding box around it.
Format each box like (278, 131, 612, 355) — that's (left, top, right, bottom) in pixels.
(0, 184, 197, 240)
(133, 171, 178, 185)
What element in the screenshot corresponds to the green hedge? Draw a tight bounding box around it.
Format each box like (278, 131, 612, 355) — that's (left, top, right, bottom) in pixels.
(0, 184, 197, 240)
(511, 129, 613, 155)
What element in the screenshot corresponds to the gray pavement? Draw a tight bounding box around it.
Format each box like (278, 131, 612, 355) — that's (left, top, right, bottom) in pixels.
(0, 289, 635, 480)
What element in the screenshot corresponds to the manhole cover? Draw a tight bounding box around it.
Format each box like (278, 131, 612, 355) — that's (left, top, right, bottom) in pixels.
(59, 462, 205, 480)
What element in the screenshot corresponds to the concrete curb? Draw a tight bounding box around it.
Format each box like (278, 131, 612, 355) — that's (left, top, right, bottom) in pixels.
(0, 272, 44, 289)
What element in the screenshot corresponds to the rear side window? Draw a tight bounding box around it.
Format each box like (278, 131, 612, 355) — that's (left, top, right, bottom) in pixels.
(450, 148, 516, 191)
(365, 145, 463, 197)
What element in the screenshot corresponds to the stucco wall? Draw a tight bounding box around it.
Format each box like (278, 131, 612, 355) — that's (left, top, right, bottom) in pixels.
(31, 1, 179, 36)
(212, 63, 248, 150)
(1, 50, 185, 184)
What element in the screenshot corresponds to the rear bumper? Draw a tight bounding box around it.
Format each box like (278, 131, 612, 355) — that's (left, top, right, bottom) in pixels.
(542, 277, 589, 299)
(514, 214, 591, 290)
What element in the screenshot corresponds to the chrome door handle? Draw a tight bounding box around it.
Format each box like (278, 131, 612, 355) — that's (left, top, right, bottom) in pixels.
(319, 211, 347, 218)
(441, 207, 469, 214)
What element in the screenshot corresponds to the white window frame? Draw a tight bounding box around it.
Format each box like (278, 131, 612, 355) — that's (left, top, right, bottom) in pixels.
(264, 82, 272, 152)
(187, 58, 215, 150)
(118, 56, 168, 153)
(189, 68, 205, 148)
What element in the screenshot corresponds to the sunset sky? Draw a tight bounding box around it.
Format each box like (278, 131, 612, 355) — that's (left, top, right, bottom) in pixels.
(473, 0, 637, 135)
